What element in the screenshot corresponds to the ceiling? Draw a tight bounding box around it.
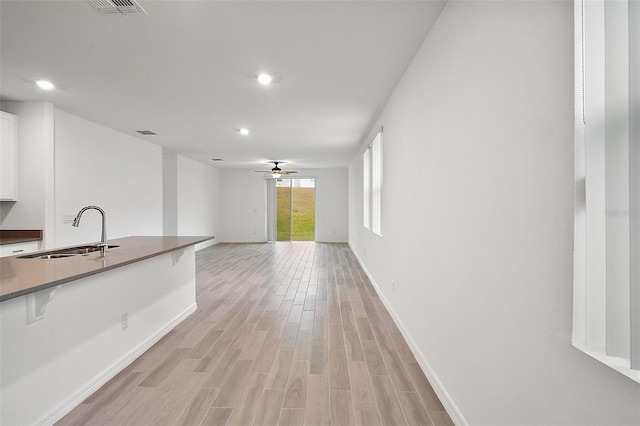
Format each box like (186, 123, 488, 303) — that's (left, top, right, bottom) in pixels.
(0, 0, 444, 170)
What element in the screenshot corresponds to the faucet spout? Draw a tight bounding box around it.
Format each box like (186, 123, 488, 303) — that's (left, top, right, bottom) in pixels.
(72, 205, 108, 252)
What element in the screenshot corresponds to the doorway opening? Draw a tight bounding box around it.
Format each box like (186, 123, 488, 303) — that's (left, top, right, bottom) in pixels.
(275, 178, 316, 241)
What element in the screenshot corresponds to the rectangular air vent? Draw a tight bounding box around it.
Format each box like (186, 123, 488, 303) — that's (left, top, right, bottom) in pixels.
(89, 0, 147, 15)
(211, 158, 223, 162)
(136, 130, 157, 135)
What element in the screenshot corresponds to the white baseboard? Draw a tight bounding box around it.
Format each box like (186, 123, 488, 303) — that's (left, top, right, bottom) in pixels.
(35, 303, 198, 426)
(349, 245, 468, 426)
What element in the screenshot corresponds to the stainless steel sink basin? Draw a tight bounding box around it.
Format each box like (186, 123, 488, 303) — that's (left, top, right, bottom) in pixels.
(18, 245, 119, 259)
(34, 254, 77, 259)
(56, 245, 119, 255)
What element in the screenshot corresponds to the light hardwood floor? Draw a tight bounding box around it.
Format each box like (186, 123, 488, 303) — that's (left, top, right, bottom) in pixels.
(57, 242, 453, 425)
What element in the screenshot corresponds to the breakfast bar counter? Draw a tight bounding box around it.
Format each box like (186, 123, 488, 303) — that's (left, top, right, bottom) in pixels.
(0, 235, 212, 302)
(0, 235, 213, 426)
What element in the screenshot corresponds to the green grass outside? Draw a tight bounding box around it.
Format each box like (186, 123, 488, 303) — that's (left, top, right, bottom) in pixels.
(277, 186, 315, 241)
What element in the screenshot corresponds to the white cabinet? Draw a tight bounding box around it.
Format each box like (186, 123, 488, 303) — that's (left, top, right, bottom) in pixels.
(0, 111, 18, 201)
(0, 241, 39, 258)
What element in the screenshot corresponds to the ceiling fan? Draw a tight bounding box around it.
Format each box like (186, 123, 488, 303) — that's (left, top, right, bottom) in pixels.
(254, 162, 298, 179)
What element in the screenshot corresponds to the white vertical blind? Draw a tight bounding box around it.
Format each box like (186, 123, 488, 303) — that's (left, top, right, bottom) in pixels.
(584, 0, 607, 351)
(266, 179, 277, 241)
(574, 0, 640, 383)
(371, 132, 383, 236)
(629, 0, 640, 371)
(604, 0, 631, 359)
(573, 0, 587, 347)
(363, 149, 371, 230)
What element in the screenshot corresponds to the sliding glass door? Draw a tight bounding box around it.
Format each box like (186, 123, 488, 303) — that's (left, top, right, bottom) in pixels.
(275, 178, 315, 241)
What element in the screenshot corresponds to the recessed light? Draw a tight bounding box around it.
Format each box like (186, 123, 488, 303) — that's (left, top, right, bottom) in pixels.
(257, 74, 273, 85)
(36, 80, 55, 90)
(239, 128, 250, 136)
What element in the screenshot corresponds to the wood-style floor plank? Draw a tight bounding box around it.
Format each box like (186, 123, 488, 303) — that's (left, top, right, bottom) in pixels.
(201, 406, 233, 426)
(309, 317, 328, 375)
(202, 347, 241, 388)
(126, 359, 207, 425)
(282, 360, 307, 408)
(361, 339, 388, 376)
(382, 349, 416, 392)
(348, 360, 381, 426)
(56, 242, 452, 426)
(265, 349, 295, 390)
(397, 391, 434, 426)
(279, 408, 306, 426)
(329, 323, 351, 390)
(330, 390, 355, 426)
(305, 373, 330, 426)
(430, 410, 456, 426)
(174, 388, 219, 426)
(370, 375, 408, 426)
(344, 330, 365, 362)
(405, 362, 447, 412)
(212, 359, 254, 407)
(253, 389, 285, 426)
(226, 373, 268, 426)
(294, 330, 313, 361)
(138, 347, 191, 387)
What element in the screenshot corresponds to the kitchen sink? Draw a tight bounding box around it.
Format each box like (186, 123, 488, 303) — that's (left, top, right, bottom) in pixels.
(33, 254, 77, 259)
(55, 245, 119, 255)
(18, 245, 119, 259)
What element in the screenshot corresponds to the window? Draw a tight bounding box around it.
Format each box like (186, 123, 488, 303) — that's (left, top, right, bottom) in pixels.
(362, 131, 383, 235)
(573, 0, 639, 383)
(371, 132, 383, 235)
(363, 149, 370, 230)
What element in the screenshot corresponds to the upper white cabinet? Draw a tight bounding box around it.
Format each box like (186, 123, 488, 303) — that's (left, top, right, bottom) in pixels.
(0, 111, 18, 201)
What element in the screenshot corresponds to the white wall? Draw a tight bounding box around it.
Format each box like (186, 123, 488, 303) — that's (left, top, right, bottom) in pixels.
(220, 170, 270, 242)
(0, 101, 54, 248)
(54, 110, 163, 248)
(220, 168, 348, 243)
(163, 150, 178, 236)
(177, 155, 221, 250)
(348, 1, 640, 425)
(0, 105, 220, 251)
(303, 168, 348, 242)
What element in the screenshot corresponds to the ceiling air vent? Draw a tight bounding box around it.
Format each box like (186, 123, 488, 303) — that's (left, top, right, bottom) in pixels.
(211, 158, 223, 162)
(89, 0, 147, 15)
(136, 130, 157, 135)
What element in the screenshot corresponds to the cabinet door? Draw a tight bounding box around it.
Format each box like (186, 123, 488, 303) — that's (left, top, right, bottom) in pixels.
(0, 111, 18, 201)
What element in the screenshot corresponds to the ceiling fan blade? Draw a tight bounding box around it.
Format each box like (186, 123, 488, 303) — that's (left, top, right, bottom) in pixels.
(254, 170, 271, 173)
(281, 171, 298, 174)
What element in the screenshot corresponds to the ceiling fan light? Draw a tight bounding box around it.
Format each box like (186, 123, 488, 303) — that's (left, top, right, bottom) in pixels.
(36, 80, 55, 90)
(257, 73, 273, 85)
(272, 172, 281, 179)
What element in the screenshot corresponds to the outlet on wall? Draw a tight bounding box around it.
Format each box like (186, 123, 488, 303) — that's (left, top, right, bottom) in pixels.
(63, 214, 75, 224)
(121, 313, 128, 330)
(392, 280, 396, 293)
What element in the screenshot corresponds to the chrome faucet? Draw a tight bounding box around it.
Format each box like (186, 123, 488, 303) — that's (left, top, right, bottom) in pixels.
(72, 205, 108, 252)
